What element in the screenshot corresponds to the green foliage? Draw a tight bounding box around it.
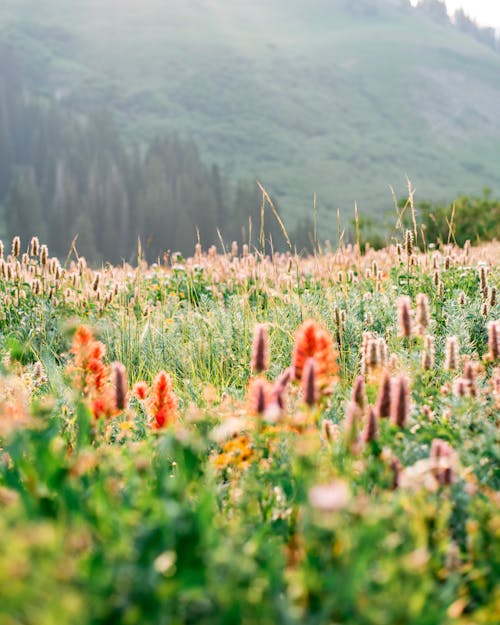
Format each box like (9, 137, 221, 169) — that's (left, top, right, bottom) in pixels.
(418, 189, 500, 246)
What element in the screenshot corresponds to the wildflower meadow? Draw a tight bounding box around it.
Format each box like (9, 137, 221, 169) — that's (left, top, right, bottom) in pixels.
(0, 231, 499, 624)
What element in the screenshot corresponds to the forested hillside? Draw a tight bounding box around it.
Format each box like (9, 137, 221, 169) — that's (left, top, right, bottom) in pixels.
(0, 48, 293, 261)
(1, 0, 500, 257)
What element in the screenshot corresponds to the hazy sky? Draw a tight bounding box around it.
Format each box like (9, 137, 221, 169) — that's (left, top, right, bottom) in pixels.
(443, 1, 500, 29)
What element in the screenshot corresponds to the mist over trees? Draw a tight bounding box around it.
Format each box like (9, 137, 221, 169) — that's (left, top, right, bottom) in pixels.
(0, 48, 292, 262)
(415, 0, 500, 52)
(2, 1, 500, 263)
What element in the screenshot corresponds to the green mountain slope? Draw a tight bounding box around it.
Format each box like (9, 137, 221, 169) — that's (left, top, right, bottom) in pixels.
(1, 0, 500, 232)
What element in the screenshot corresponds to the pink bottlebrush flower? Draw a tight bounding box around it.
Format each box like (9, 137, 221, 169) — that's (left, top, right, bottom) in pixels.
(11, 235, 20, 258)
(246, 377, 274, 415)
(390, 374, 410, 428)
(444, 336, 459, 370)
(367, 339, 380, 369)
(397, 296, 413, 338)
(375, 371, 392, 419)
(273, 367, 292, 410)
(362, 406, 378, 443)
(112, 362, 128, 411)
(430, 439, 457, 486)
(377, 338, 389, 367)
(485, 321, 499, 362)
(302, 357, 319, 407)
(351, 375, 366, 410)
(344, 400, 362, 446)
(452, 378, 469, 398)
(416, 293, 430, 334)
(421, 335, 435, 371)
(251, 323, 270, 373)
(321, 419, 338, 443)
(390, 456, 402, 490)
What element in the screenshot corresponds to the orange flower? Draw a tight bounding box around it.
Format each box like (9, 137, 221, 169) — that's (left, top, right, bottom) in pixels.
(292, 319, 338, 388)
(132, 381, 149, 400)
(149, 371, 178, 429)
(67, 325, 116, 420)
(213, 434, 254, 471)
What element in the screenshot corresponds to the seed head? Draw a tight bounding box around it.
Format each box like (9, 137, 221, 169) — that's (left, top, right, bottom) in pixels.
(30, 236, 40, 257)
(247, 377, 273, 415)
(251, 323, 269, 373)
(11, 236, 20, 258)
(302, 357, 319, 407)
(40, 245, 48, 268)
(351, 375, 366, 409)
(390, 374, 410, 428)
(273, 367, 292, 410)
(397, 296, 413, 338)
(432, 270, 440, 288)
(488, 286, 497, 308)
(344, 400, 362, 447)
(485, 321, 499, 362)
(390, 457, 401, 490)
(452, 378, 470, 398)
(444, 336, 459, 371)
(377, 338, 389, 366)
(479, 265, 488, 294)
(404, 230, 413, 256)
(112, 362, 128, 411)
(422, 334, 435, 371)
(416, 293, 430, 334)
(362, 406, 378, 443)
(321, 419, 337, 443)
(376, 370, 392, 418)
(430, 439, 456, 485)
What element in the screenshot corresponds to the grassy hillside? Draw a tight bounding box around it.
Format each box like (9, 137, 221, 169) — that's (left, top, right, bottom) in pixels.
(2, 0, 500, 232)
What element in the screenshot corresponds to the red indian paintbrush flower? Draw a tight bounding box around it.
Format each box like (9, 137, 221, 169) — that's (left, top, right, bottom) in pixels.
(68, 325, 116, 419)
(292, 319, 338, 389)
(132, 381, 149, 401)
(149, 371, 178, 429)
